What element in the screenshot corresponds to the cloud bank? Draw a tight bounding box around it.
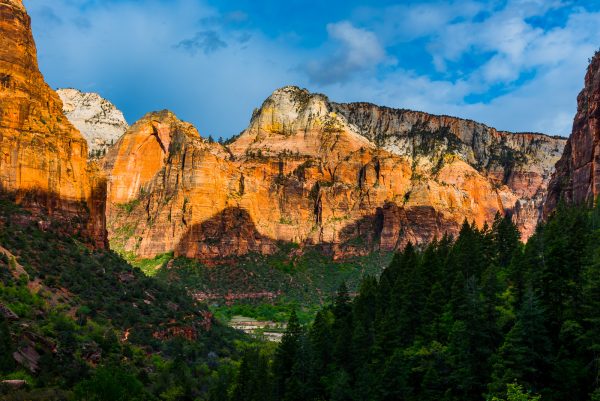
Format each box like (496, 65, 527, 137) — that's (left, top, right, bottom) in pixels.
(23, 0, 600, 137)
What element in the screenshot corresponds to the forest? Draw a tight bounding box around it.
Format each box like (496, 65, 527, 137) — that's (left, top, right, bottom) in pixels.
(1, 198, 600, 400)
(224, 203, 600, 401)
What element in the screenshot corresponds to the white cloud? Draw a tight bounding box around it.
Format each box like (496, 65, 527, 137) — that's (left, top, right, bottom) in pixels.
(304, 21, 393, 85)
(25, 0, 304, 137)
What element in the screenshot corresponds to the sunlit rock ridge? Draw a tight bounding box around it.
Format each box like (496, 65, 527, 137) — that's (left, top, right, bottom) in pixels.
(94, 86, 565, 261)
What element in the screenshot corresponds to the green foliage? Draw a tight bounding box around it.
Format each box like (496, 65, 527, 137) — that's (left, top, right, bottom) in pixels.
(491, 382, 541, 401)
(130, 252, 174, 276)
(0, 317, 14, 374)
(211, 203, 600, 401)
(0, 198, 240, 399)
(116, 198, 141, 214)
(74, 366, 147, 401)
(153, 248, 392, 307)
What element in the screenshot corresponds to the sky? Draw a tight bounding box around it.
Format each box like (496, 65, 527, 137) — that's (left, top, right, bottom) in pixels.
(23, 0, 600, 139)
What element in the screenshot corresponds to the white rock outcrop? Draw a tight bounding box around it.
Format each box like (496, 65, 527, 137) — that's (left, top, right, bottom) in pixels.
(57, 88, 129, 158)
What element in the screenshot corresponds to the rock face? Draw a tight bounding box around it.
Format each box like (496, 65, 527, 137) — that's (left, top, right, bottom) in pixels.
(545, 53, 600, 214)
(0, 0, 107, 247)
(57, 88, 129, 159)
(102, 110, 248, 259)
(331, 102, 565, 239)
(104, 86, 565, 261)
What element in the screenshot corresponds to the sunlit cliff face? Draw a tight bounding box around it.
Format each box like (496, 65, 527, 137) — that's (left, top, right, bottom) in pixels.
(0, 0, 107, 247)
(100, 86, 565, 262)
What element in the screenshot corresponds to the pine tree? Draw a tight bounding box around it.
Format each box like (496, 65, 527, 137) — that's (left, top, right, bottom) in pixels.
(232, 347, 273, 401)
(378, 348, 412, 401)
(489, 289, 552, 397)
(491, 213, 521, 268)
(308, 308, 333, 399)
(274, 310, 303, 400)
(0, 316, 14, 373)
(285, 336, 312, 401)
(332, 282, 353, 374)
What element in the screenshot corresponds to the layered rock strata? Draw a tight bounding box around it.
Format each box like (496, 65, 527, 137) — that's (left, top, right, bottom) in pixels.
(545, 53, 600, 214)
(103, 87, 565, 261)
(0, 0, 106, 246)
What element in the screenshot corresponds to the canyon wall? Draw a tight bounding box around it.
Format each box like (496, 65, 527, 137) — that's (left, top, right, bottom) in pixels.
(545, 52, 600, 214)
(102, 86, 565, 261)
(0, 0, 106, 246)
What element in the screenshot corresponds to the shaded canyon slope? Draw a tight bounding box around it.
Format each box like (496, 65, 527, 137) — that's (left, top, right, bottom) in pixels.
(545, 52, 600, 214)
(0, 0, 107, 247)
(101, 86, 565, 262)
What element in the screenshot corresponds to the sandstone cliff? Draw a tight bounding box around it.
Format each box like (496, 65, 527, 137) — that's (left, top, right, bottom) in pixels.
(0, 0, 106, 246)
(104, 86, 565, 261)
(545, 52, 600, 214)
(102, 110, 247, 259)
(331, 101, 565, 238)
(57, 88, 129, 159)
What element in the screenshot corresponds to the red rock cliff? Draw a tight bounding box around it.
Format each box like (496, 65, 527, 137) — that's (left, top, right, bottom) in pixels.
(545, 53, 600, 214)
(0, 0, 107, 246)
(103, 87, 564, 261)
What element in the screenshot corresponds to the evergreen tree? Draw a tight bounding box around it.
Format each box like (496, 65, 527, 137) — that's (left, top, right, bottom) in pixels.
(308, 308, 333, 399)
(489, 289, 551, 397)
(491, 213, 521, 268)
(332, 282, 353, 373)
(0, 316, 14, 374)
(232, 347, 273, 401)
(274, 310, 303, 400)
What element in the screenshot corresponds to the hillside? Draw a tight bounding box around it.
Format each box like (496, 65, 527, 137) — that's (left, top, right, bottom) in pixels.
(0, 196, 239, 399)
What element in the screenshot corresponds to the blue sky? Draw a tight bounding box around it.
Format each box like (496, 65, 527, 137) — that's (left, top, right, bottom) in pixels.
(23, 0, 600, 138)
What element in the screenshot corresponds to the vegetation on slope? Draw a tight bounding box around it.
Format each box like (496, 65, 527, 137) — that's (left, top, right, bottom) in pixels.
(0, 197, 243, 400)
(128, 247, 392, 324)
(215, 205, 600, 401)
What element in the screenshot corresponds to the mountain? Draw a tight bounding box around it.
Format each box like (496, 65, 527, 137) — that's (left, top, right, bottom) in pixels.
(57, 88, 129, 159)
(0, 0, 106, 247)
(545, 52, 600, 214)
(101, 86, 565, 262)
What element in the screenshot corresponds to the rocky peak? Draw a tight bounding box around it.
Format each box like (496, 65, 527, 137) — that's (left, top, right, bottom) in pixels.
(249, 86, 330, 126)
(57, 88, 129, 159)
(101, 109, 225, 206)
(545, 52, 600, 214)
(229, 86, 372, 158)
